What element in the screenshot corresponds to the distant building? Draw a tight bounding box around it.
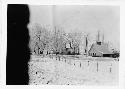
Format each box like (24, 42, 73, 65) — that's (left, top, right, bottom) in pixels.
(64, 41, 80, 55)
(65, 42, 74, 55)
(88, 31, 113, 57)
(88, 42, 112, 57)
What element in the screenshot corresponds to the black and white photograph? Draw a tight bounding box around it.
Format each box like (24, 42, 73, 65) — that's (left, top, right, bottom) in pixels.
(6, 4, 120, 86)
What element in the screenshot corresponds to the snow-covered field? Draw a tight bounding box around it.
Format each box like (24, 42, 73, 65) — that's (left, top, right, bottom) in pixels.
(28, 55, 119, 85)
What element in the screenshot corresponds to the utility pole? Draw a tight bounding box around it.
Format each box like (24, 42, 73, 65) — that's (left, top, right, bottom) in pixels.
(97, 30, 100, 42)
(102, 33, 104, 43)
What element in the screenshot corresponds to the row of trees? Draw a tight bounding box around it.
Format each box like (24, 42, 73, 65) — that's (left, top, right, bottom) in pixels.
(29, 23, 83, 56)
(28, 23, 120, 58)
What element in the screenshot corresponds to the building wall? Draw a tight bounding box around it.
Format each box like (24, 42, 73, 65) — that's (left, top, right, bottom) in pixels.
(89, 51, 103, 57)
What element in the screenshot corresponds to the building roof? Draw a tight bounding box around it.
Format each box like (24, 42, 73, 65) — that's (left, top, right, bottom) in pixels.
(89, 42, 112, 54)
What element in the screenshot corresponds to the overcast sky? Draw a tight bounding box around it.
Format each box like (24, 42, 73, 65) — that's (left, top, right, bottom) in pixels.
(29, 5, 120, 50)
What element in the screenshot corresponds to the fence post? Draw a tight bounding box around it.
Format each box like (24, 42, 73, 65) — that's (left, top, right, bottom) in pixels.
(97, 62, 98, 72)
(59, 55, 60, 61)
(88, 61, 89, 66)
(109, 63, 112, 73)
(80, 62, 81, 68)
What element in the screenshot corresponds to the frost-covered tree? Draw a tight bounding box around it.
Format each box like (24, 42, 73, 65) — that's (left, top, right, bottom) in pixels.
(52, 27, 66, 54)
(29, 23, 52, 55)
(67, 32, 82, 54)
(29, 23, 83, 56)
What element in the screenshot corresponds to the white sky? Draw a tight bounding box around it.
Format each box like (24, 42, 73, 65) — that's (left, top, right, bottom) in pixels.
(29, 5, 120, 50)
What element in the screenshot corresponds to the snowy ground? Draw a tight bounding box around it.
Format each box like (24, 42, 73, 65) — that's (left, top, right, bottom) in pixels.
(28, 55, 119, 85)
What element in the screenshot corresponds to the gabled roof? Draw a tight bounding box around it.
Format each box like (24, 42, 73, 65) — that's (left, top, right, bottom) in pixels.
(89, 42, 112, 54)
